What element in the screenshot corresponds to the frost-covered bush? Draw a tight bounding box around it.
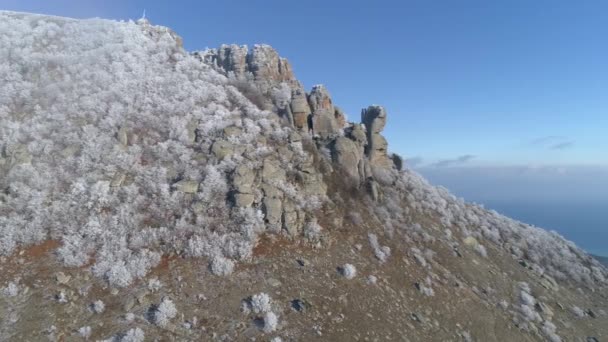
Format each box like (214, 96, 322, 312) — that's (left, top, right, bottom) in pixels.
(250, 293, 272, 314)
(410, 248, 427, 267)
(2, 281, 19, 297)
(78, 326, 92, 339)
(210, 255, 235, 276)
(368, 233, 391, 263)
(515, 282, 541, 328)
(119, 328, 145, 342)
(417, 277, 435, 297)
(152, 297, 177, 327)
(304, 219, 323, 242)
(263, 311, 279, 333)
(474, 244, 488, 258)
(340, 264, 357, 279)
(91, 300, 105, 314)
(541, 321, 562, 342)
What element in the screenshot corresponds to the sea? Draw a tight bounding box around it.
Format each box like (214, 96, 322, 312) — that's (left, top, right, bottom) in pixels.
(482, 199, 608, 257)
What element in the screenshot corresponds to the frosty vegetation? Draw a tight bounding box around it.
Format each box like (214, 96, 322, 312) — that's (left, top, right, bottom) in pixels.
(340, 264, 357, 279)
(0, 12, 318, 287)
(242, 293, 280, 333)
(151, 297, 178, 327)
(368, 233, 391, 263)
(0, 10, 605, 293)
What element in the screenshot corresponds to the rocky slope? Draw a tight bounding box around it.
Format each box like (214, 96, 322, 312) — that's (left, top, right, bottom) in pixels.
(0, 11, 607, 342)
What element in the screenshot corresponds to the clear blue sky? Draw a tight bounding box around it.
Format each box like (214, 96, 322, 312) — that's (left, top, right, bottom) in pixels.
(3, 0, 607, 167)
(2, 0, 608, 253)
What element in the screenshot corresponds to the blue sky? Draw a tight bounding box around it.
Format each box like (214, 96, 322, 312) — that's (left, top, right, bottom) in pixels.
(3, 1, 608, 252)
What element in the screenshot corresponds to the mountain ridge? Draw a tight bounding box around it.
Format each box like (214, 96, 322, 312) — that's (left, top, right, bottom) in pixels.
(0, 11, 606, 341)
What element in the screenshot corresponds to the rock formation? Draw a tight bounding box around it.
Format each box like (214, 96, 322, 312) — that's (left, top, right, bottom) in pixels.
(200, 44, 397, 190)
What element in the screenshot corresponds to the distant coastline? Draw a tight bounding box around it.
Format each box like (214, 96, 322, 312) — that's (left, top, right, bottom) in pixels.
(592, 254, 608, 267)
(480, 200, 608, 257)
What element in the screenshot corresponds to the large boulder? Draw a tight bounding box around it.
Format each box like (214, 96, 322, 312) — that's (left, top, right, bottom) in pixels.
(308, 85, 340, 138)
(290, 87, 311, 132)
(332, 137, 363, 184)
(248, 44, 295, 83)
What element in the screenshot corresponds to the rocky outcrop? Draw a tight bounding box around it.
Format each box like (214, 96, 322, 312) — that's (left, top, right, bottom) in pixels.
(308, 85, 341, 138)
(361, 105, 392, 168)
(198, 44, 296, 90)
(199, 45, 398, 195)
(289, 87, 311, 132)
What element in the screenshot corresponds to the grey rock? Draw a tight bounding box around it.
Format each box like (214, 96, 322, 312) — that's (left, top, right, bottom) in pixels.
(283, 201, 304, 236)
(361, 105, 392, 168)
(211, 140, 234, 160)
(309, 85, 340, 138)
(117, 126, 128, 146)
(332, 137, 363, 183)
(223, 126, 242, 138)
(262, 158, 285, 183)
(234, 193, 255, 207)
(233, 165, 256, 194)
(110, 172, 126, 187)
(263, 197, 283, 227)
(391, 153, 404, 171)
(174, 180, 199, 193)
(55, 272, 71, 285)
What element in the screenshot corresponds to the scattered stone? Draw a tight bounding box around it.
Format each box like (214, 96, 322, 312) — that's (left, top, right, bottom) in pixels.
(290, 299, 308, 312)
(267, 278, 282, 288)
(123, 297, 136, 311)
(463, 236, 479, 247)
(585, 309, 597, 318)
(173, 179, 199, 193)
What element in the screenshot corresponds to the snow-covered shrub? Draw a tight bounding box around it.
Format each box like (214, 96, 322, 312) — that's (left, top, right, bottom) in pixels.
(2, 281, 19, 297)
(474, 244, 488, 258)
(411, 248, 427, 267)
(304, 219, 322, 242)
(541, 321, 562, 342)
(119, 328, 145, 342)
(91, 300, 105, 314)
(210, 255, 235, 276)
(417, 277, 435, 297)
(263, 311, 279, 333)
(78, 326, 92, 339)
(515, 282, 541, 326)
(148, 278, 162, 291)
(340, 264, 357, 279)
(152, 297, 178, 327)
(250, 293, 272, 314)
(368, 233, 391, 263)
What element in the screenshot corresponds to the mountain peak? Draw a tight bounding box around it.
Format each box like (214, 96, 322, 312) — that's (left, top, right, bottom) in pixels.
(0, 11, 606, 341)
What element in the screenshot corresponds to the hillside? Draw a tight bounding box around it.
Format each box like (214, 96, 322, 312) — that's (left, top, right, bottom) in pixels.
(0, 11, 607, 341)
